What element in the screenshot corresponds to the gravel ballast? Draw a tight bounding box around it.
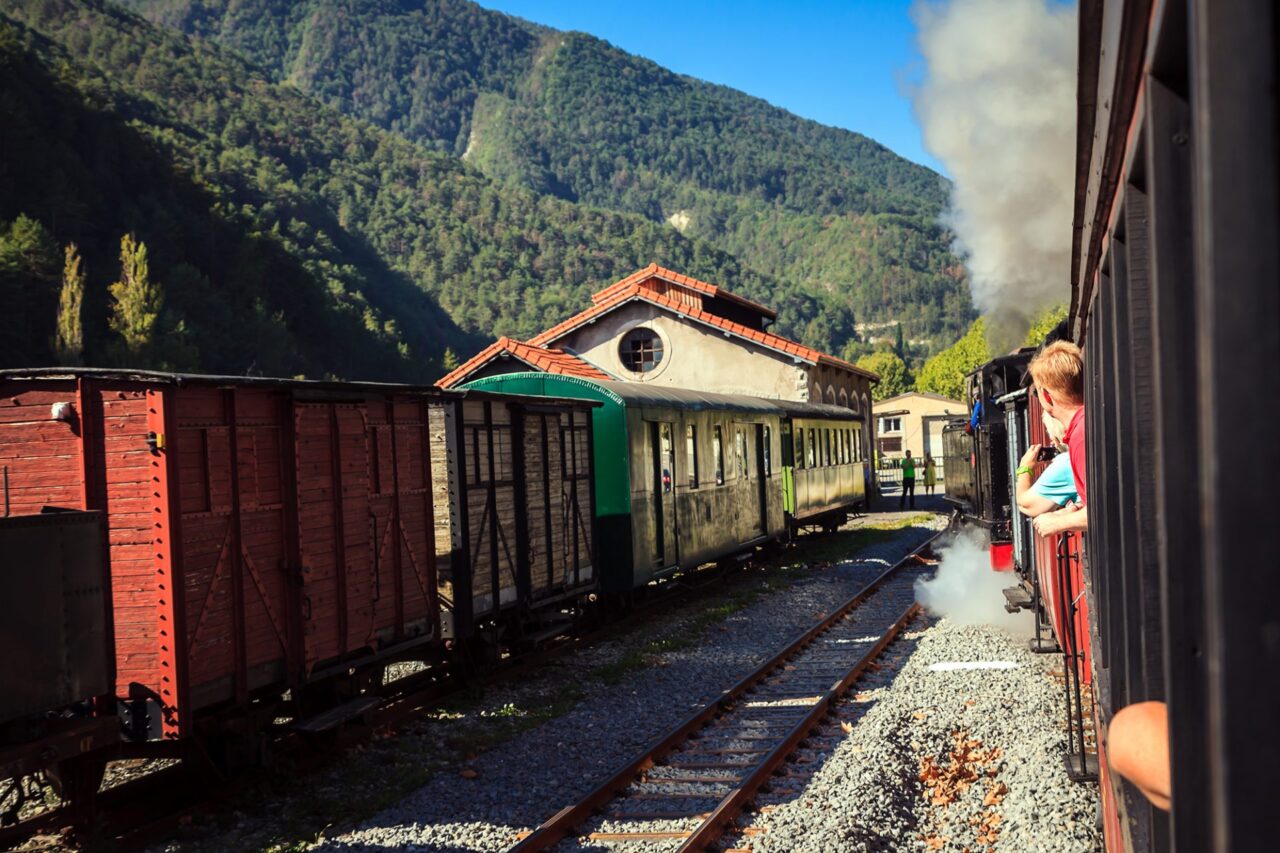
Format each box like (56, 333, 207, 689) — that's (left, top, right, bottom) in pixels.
(720, 616, 1102, 853)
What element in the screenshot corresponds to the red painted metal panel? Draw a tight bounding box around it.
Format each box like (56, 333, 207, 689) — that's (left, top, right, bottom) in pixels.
(989, 541, 1014, 572)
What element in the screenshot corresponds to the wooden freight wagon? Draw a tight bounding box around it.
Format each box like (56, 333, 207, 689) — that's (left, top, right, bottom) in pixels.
(429, 391, 597, 645)
(0, 369, 446, 741)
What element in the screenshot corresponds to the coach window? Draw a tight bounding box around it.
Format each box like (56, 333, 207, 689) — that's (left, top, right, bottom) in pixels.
(686, 424, 699, 489)
(807, 428, 816, 468)
(735, 428, 748, 478)
(763, 426, 772, 476)
(713, 426, 725, 485)
(795, 428, 805, 470)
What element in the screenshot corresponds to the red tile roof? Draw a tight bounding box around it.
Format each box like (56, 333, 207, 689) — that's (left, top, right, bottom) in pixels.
(590, 263, 777, 320)
(530, 284, 879, 382)
(436, 337, 610, 388)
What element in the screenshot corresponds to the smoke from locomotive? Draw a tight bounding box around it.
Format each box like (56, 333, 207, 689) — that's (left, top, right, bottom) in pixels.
(911, 0, 1077, 345)
(915, 530, 1027, 634)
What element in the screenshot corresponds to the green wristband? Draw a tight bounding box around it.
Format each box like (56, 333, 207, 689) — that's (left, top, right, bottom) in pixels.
(1016, 466, 1033, 476)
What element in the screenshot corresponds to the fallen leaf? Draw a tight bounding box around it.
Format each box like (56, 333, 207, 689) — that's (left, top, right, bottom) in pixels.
(840, 722, 854, 734)
(460, 768, 479, 779)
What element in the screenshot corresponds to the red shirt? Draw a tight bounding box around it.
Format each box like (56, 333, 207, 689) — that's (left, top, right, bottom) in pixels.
(1064, 407, 1087, 503)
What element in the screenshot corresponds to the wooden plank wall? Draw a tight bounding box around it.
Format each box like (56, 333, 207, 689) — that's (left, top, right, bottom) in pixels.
(462, 400, 518, 612)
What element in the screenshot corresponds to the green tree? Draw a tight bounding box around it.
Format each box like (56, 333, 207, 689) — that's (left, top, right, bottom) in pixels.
(0, 214, 59, 366)
(442, 347, 460, 371)
(55, 243, 86, 364)
(857, 350, 912, 401)
(915, 317, 992, 400)
(893, 322, 905, 360)
(109, 234, 163, 362)
(1024, 303, 1069, 347)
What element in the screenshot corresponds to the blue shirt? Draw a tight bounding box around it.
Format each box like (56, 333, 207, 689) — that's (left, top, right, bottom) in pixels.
(1030, 453, 1079, 506)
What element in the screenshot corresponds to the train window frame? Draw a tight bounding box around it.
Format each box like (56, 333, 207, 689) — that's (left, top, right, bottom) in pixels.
(659, 423, 673, 494)
(795, 428, 805, 470)
(735, 427, 748, 479)
(714, 425, 725, 486)
(763, 426, 772, 476)
(686, 424, 699, 489)
(807, 428, 816, 468)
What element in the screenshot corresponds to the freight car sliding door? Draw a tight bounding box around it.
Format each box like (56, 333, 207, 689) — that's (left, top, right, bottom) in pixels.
(461, 400, 519, 618)
(520, 407, 595, 602)
(177, 388, 291, 707)
(366, 398, 437, 644)
(294, 401, 377, 670)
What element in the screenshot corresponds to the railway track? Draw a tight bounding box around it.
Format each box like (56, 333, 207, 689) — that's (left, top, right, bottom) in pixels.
(510, 532, 940, 852)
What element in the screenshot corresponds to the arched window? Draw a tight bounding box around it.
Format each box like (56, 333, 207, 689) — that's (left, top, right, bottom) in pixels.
(825, 385, 837, 405)
(619, 327, 664, 373)
(838, 389, 849, 408)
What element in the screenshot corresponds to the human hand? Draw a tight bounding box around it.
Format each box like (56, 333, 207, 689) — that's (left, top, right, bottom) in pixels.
(1035, 512, 1066, 536)
(1019, 444, 1042, 470)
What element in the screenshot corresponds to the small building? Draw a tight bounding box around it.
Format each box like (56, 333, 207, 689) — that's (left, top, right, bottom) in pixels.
(439, 264, 880, 459)
(872, 391, 963, 462)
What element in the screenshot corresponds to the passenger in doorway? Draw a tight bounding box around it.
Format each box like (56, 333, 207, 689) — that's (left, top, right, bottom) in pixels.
(923, 455, 937, 495)
(1027, 341, 1088, 536)
(1015, 412, 1078, 518)
(899, 450, 916, 509)
(1108, 701, 1171, 811)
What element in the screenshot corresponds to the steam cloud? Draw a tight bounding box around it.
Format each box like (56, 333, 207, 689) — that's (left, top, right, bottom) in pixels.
(915, 530, 1029, 634)
(911, 0, 1078, 346)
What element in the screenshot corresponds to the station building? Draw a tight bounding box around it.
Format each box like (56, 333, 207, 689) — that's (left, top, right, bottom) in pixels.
(438, 264, 879, 458)
(871, 391, 963, 461)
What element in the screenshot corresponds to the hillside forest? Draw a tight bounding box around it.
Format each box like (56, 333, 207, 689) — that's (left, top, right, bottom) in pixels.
(2, 0, 977, 385)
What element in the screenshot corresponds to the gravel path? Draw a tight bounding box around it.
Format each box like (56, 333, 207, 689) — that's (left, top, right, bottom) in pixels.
(320, 518, 947, 853)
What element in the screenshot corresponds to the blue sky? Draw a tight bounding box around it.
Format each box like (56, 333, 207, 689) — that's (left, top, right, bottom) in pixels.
(476, 0, 940, 174)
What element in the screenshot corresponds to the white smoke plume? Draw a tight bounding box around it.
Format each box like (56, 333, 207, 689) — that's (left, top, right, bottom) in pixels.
(915, 530, 1029, 634)
(911, 0, 1078, 347)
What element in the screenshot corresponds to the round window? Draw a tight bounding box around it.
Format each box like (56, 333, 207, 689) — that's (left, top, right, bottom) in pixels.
(619, 328, 664, 373)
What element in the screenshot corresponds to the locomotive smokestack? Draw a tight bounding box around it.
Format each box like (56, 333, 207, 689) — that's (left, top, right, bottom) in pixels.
(911, 0, 1077, 348)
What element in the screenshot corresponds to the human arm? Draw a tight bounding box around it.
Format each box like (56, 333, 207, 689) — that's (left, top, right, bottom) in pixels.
(1014, 444, 1062, 518)
(1034, 503, 1088, 535)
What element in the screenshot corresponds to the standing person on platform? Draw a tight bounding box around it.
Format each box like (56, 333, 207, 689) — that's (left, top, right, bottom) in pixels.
(1028, 341, 1088, 536)
(923, 454, 938, 495)
(899, 449, 916, 509)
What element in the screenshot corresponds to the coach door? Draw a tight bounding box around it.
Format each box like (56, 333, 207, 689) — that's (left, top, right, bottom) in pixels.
(755, 423, 770, 536)
(651, 421, 677, 568)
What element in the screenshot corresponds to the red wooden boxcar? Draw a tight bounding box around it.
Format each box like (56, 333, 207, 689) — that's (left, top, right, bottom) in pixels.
(0, 369, 445, 740)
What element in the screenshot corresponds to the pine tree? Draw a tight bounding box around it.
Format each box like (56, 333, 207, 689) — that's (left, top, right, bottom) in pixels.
(109, 234, 163, 363)
(442, 347, 460, 370)
(55, 243, 86, 364)
(893, 322, 905, 360)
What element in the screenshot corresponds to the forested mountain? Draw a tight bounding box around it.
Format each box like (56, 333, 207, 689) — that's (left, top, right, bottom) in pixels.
(1, 0, 831, 377)
(119, 0, 975, 350)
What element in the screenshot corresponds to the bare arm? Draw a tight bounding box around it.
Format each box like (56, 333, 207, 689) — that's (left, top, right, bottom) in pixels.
(1034, 504, 1088, 535)
(1014, 443, 1057, 518)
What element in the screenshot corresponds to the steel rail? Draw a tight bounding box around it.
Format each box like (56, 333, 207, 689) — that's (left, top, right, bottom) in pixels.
(509, 529, 941, 852)
(679, 600, 920, 851)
